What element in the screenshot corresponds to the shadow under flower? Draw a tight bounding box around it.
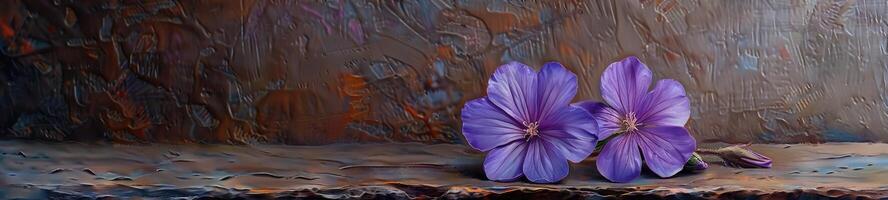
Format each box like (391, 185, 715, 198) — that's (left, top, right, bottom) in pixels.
(577, 158, 704, 183)
(638, 167, 704, 180)
(452, 156, 487, 181)
(451, 156, 567, 184)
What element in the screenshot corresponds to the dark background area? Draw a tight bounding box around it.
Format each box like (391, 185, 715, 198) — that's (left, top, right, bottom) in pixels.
(2, 0, 887, 144)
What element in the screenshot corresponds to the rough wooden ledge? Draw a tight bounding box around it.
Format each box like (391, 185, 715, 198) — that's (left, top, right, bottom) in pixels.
(1, 141, 886, 199)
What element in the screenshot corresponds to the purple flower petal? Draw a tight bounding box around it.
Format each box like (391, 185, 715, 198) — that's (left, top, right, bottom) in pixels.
(539, 106, 598, 163)
(539, 106, 598, 140)
(483, 141, 528, 181)
(536, 62, 578, 122)
(635, 126, 696, 178)
(461, 97, 525, 151)
(637, 79, 690, 127)
(600, 56, 652, 114)
(596, 134, 642, 183)
(746, 150, 772, 168)
(573, 101, 622, 139)
(740, 155, 773, 168)
(523, 139, 569, 183)
(486, 62, 538, 123)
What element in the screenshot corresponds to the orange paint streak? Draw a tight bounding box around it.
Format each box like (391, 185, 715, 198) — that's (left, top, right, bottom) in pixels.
(658, 0, 677, 13)
(779, 46, 792, 60)
(340, 74, 370, 120)
(401, 101, 445, 142)
(463, 8, 525, 34)
(663, 50, 681, 62)
(19, 39, 34, 53)
(130, 129, 148, 139)
(557, 45, 575, 60)
(436, 45, 455, 60)
(0, 22, 13, 38)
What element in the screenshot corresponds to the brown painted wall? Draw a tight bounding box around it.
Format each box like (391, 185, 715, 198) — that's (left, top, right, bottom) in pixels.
(1, 0, 886, 144)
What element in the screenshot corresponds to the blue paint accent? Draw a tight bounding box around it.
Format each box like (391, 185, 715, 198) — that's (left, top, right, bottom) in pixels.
(496, 34, 525, 63)
(499, 48, 514, 63)
(30, 39, 50, 49)
(789, 153, 886, 176)
(738, 53, 759, 71)
(883, 97, 888, 111)
(736, 35, 753, 49)
(418, 90, 461, 108)
(882, 71, 888, 110)
(539, 9, 555, 22)
(0, 39, 9, 55)
(821, 129, 866, 142)
(415, 1, 439, 28)
(434, 60, 446, 76)
(757, 131, 777, 142)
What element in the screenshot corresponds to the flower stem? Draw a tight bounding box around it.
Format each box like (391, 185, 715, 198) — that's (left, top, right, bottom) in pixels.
(695, 148, 719, 155)
(590, 129, 628, 157)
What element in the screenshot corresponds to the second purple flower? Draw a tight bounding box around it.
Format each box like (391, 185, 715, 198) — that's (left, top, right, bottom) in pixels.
(576, 56, 697, 183)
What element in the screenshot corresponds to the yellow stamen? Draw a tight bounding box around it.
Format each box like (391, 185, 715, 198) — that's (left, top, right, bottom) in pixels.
(523, 121, 540, 140)
(620, 112, 640, 132)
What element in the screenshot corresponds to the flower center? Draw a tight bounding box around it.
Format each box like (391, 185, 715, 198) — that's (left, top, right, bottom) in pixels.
(620, 112, 641, 132)
(523, 121, 540, 140)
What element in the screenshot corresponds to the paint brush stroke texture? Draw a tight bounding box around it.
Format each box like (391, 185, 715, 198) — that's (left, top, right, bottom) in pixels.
(1, 0, 887, 144)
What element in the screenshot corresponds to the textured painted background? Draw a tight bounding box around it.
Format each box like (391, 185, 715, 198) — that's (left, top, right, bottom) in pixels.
(1, 0, 886, 144)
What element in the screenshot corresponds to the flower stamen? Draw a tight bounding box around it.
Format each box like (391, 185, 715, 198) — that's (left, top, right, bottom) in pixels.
(620, 112, 640, 132)
(523, 121, 540, 140)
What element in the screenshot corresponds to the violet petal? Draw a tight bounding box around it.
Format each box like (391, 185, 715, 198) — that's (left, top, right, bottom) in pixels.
(523, 139, 569, 183)
(600, 56, 652, 114)
(596, 134, 642, 183)
(483, 141, 528, 181)
(637, 79, 691, 127)
(539, 106, 598, 163)
(486, 62, 539, 123)
(461, 97, 525, 151)
(573, 101, 622, 139)
(635, 126, 697, 178)
(535, 62, 579, 123)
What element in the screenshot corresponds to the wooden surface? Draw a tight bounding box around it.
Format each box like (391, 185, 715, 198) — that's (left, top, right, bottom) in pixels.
(1, 141, 886, 199)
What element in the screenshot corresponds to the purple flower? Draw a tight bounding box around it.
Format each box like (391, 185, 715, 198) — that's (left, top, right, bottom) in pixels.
(576, 56, 696, 183)
(716, 144, 772, 168)
(461, 62, 599, 183)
